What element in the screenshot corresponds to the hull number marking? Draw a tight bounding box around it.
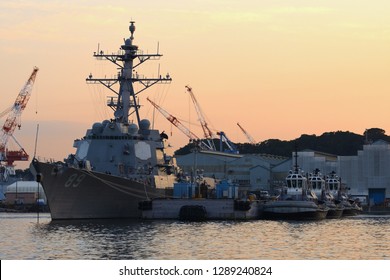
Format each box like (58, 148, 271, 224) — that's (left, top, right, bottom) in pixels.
(65, 174, 86, 188)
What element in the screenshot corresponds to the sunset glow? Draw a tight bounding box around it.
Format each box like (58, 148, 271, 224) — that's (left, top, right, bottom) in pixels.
(1, 0, 390, 169)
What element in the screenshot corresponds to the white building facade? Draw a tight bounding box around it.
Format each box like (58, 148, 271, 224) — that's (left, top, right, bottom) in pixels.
(295, 141, 390, 205)
(339, 140, 390, 205)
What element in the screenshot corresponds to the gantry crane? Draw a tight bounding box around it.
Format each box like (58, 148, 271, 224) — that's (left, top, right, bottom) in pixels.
(237, 122, 256, 144)
(146, 97, 211, 150)
(217, 131, 239, 154)
(185, 85, 216, 151)
(0, 67, 39, 180)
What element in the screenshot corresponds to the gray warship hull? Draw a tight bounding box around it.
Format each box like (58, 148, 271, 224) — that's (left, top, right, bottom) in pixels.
(31, 159, 166, 220)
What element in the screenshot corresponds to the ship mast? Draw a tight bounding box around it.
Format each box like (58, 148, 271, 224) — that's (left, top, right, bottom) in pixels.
(86, 21, 172, 126)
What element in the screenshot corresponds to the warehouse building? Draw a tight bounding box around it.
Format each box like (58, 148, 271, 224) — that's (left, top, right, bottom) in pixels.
(339, 140, 390, 206)
(4, 181, 46, 205)
(175, 150, 288, 193)
(287, 142, 390, 205)
(175, 140, 390, 206)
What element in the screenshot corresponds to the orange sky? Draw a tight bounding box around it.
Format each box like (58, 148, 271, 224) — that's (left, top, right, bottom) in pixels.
(1, 0, 390, 169)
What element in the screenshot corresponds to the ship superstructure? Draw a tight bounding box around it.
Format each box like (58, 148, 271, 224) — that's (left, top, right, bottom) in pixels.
(66, 22, 174, 184)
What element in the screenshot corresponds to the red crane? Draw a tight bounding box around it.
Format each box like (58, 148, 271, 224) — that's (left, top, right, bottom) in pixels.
(0, 67, 39, 168)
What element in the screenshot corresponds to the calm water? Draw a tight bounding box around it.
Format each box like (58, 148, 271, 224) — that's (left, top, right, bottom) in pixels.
(1, 213, 389, 260)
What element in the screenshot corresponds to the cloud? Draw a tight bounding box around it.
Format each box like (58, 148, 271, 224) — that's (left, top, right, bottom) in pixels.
(0, 0, 127, 44)
(269, 6, 335, 15)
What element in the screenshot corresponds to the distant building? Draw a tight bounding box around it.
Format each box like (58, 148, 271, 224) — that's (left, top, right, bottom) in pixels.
(295, 150, 339, 177)
(339, 140, 390, 206)
(175, 150, 288, 193)
(294, 141, 390, 205)
(5, 181, 46, 205)
(176, 150, 240, 180)
(175, 141, 390, 205)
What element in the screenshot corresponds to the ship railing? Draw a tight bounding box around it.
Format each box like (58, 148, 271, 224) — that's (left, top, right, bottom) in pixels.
(35, 156, 60, 164)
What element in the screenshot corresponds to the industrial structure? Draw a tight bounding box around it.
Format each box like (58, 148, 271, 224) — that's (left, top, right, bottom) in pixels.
(149, 86, 239, 154)
(0, 67, 39, 182)
(339, 140, 390, 206)
(176, 140, 390, 207)
(237, 122, 256, 144)
(185, 85, 216, 151)
(175, 149, 289, 195)
(4, 181, 46, 205)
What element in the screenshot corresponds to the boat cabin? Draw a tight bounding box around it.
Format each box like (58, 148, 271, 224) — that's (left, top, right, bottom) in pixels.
(285, 171, 308, 199)
(308, 171, 326, 199)
(326, 175, 340, 199)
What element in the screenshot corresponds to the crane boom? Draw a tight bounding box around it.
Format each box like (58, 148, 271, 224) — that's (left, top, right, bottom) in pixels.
(147, 97, 200, 140)
(237, 122, 256, 144)
(0, 67, 39, 165)
(0, 106, 12, 119)
(146, 97, 212, 150)
(185, 85, 216, 151)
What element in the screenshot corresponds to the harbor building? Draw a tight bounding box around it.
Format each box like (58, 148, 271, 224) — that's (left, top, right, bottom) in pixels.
(4, 181, 46, 205)
(175, 141, 390, 206)
(339, 140, 390, 206)
(294, 150, 339, 176)
(175, 150, 288, 193)
(285, 142, 390, 206)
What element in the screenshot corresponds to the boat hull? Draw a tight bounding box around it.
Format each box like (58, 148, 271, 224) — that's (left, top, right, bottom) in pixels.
(30, 159, 165, 220)
(341, 201, 362, 216)
(325, 202, 344, 219)
(259, 200, 328, 220)
(326, 207, 344, 219)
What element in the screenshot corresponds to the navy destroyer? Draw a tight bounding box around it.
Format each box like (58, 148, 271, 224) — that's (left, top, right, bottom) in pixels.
(30, 22, 178, 220)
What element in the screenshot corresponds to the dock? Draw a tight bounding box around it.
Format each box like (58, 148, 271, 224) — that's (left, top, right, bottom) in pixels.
(140, 198, 260, 221)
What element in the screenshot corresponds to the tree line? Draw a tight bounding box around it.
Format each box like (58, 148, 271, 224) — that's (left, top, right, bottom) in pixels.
(174, 128, 390, 157)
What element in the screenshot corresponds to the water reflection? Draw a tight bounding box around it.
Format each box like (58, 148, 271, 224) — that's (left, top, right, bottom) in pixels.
(1, 213, 390, 259)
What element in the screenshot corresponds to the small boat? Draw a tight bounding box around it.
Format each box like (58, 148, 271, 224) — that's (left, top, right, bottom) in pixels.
(327, 171, 361, 216)
(309, 169, 343, 219)
(259, 154, 328, 220)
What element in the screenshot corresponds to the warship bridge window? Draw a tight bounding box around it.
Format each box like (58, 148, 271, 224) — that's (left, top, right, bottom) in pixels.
(298, 180, 302, 188)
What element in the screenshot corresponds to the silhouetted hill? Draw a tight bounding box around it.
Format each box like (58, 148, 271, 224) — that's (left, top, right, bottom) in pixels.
(174, 128, 390, 157)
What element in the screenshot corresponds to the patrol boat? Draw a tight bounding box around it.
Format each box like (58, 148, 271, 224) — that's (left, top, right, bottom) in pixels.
(326, 172, 362, 216)
(259, 154, 328, 220)
(30, 22, 177, 220)
(309, 169, 343, 219)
